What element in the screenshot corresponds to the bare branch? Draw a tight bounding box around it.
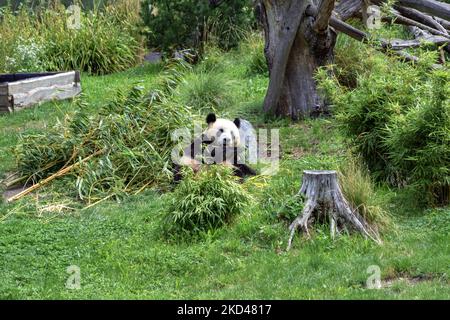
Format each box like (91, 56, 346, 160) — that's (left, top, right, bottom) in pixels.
(388, 36, 449, 50)
(314, 0, 337, 33)
(385, 9, 450, 40)
(330, 16, 367, 42)
(409, 26, 433, 39)
(435, 17, 450, 31)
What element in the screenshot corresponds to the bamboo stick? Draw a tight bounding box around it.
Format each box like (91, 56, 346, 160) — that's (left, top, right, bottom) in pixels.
(7, 149, 104, 203)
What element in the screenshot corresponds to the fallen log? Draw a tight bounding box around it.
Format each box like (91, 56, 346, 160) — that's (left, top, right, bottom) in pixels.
(395, 6, 448, 34)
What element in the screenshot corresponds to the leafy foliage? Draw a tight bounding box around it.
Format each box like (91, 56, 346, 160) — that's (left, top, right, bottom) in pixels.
(317, 43, 450, 206)
(141, 0, 255, 51)
(161, 166, 251, 237)
(384, 70, 450, 205)
(14, 60, 195, 203)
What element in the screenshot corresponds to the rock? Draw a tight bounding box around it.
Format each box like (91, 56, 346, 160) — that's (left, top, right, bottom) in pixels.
(144, 52, 162, 64)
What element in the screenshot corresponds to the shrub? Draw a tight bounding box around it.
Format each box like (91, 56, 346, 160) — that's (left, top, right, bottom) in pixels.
(317, 50, 428, 184)
(317, 40, 449, 206)
(4, 37, 48, 72)
(141, 0, 254, 52)
(333, 34, 379, 88)
(384, 70, 450, 206)
(161, 166, 251, 237)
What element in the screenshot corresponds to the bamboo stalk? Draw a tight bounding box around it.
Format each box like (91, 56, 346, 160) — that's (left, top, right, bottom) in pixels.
(81, 194, 114, 211)
(7, 149, 104, 203)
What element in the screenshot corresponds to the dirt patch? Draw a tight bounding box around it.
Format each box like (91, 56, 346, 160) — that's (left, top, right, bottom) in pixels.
(382, 273, 441, 288)
(2, 185, 27, 201)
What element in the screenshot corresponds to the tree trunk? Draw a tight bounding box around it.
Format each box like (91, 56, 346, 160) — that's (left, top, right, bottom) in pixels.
(259, 0, 337, 119)
(287, 170, 381, 250)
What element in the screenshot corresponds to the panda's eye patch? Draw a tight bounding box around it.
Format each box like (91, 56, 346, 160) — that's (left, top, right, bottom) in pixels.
(216, 129, 224, 137)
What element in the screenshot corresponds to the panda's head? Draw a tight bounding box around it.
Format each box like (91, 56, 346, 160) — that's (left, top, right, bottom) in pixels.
(204, 113, 241, 147)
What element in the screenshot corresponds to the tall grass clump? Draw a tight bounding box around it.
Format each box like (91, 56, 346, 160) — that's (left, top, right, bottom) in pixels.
(240, 33, 268, 77)
(0, 1, 143, 74)
(317, 49, 429, 182)
(197, 45, 227, 73)
(338, 155, 391, 230)
(175, 71, 234, 112)
(161, 166, 251, 238)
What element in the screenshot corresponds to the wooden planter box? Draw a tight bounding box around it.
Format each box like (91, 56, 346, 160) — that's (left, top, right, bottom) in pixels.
(0, 71, 81, 113)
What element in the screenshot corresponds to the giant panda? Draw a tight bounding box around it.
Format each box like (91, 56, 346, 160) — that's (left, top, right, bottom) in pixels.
(173, 113, 257, 182)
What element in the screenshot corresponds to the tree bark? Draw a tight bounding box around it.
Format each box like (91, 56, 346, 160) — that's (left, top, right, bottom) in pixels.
(395, 6, 448, 34)
(334, 0, 363, 21)
(287, 170, 381, 250)
(397, 0, 450, 21)
(260, 0, 337, 119)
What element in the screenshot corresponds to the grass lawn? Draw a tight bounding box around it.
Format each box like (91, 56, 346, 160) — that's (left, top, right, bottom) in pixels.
(0, 48, 449, 299)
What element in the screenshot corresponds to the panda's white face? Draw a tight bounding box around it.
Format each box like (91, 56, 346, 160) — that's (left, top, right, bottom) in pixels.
(204, 117, 240, 148)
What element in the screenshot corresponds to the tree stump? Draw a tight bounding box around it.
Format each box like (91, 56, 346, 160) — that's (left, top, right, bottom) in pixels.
(287, 170, 381, 250)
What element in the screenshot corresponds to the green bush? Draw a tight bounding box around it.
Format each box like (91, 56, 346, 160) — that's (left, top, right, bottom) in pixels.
(0, 1, 143, 74)
(141, 0, 254, 51)
(161, 166, 251, 237)
(317, 49, 429, 183)
(317, 43, 449, 206)
(384, 70, 450, 205)
(333, 34, 379, 88)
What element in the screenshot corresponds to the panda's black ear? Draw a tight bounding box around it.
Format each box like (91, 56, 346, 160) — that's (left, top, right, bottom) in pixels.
(233, 118, 241, 129)
(206, 113, 216, 124)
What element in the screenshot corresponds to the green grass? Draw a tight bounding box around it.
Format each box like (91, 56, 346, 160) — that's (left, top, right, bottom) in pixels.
(0, 46, 449, 299)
